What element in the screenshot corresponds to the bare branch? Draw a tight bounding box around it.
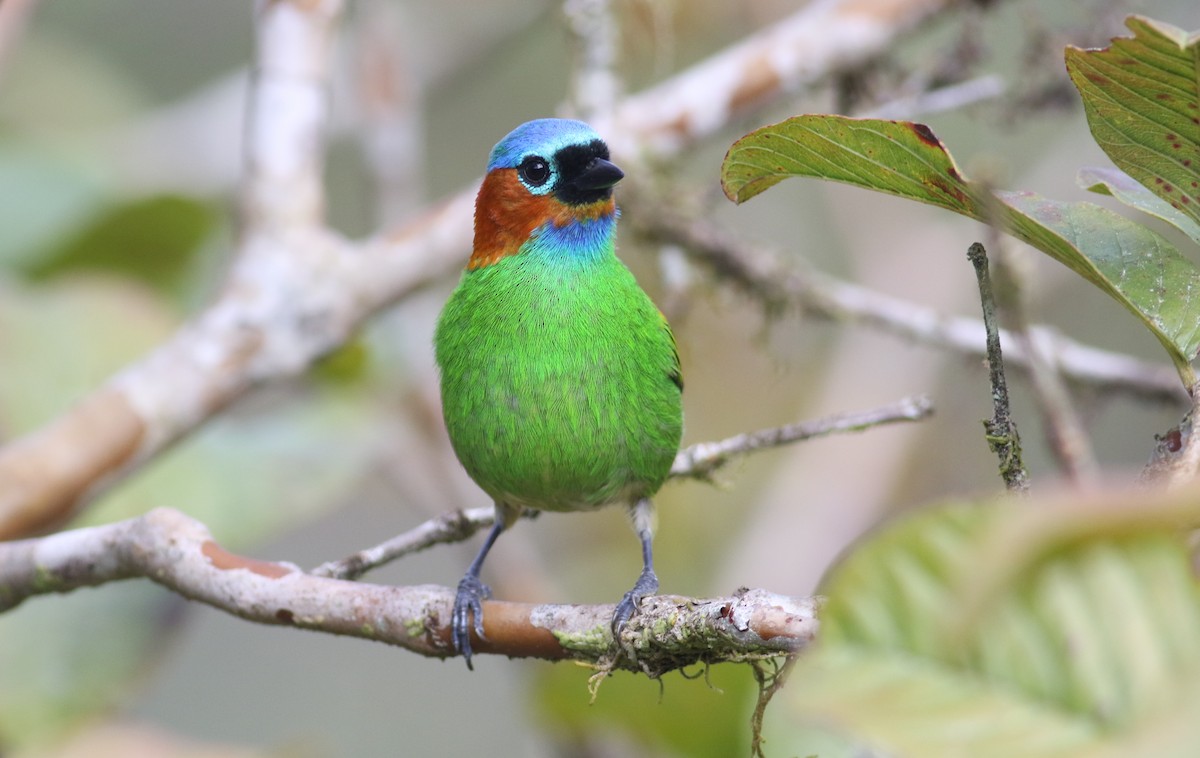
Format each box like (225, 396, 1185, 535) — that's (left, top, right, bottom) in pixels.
(351, 0, 425, 226)
(0, 508, 818, 672)
(564, 0, 620, 121)
(312, 506, 495, 581)
(865, 74, 1006, 119)
(599, 0, 961, 156)
(244, 0, 343, 229)
(967, 243, 1029, 493)
(315, 402, 934, 580)
(628, 194, 1186, 406)
(671, 395, 934, 482)
(983, 221, 1098, 485)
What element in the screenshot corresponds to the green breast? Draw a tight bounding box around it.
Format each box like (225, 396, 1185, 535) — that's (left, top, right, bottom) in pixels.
(435, 251, 682, 512)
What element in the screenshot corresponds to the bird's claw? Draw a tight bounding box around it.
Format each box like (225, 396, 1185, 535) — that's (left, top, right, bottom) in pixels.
(611, 568, 659, 641)
(452, 574, 492, 669)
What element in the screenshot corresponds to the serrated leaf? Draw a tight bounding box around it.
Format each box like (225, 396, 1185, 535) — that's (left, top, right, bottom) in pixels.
(1066, 17, 1200, 229)
(720, 115, 1200, 384)
(784, 492, 1200, 757)
(1079, 166, 1200, 245)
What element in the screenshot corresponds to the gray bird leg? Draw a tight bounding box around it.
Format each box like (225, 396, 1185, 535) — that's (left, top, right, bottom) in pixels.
(612, 497, 659, 637)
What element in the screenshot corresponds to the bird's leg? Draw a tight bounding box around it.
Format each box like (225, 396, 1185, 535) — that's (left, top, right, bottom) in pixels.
(452, 517, 503, 670)
(612, 498, 659, 639)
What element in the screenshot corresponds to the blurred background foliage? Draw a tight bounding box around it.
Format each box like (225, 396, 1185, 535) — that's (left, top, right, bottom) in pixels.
(0, 0, 1198, 756)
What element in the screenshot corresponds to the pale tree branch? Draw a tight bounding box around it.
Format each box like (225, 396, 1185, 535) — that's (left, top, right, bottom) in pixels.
(564, 0, 620, 122)
(865, 74, 1006, 119)
(0, 0, 968, 540)
(312, 505, 495, 581)
(670, 395, 934, 482)
(0, 508, 818, 673)
(243, 0, 343, 229)
(626, 192, 1186, 406)
(314, 397, 934, 581)
(351, 0, 425, 226)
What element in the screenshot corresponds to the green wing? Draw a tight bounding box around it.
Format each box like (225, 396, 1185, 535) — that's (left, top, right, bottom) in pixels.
(660, 309, 683, 392)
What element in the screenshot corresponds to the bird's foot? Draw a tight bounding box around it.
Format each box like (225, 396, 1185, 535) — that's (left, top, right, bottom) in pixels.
(611, 568, 659, 641)
(452, 573, 492, 669)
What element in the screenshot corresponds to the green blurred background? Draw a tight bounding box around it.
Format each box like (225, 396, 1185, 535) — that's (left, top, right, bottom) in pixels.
(1, 0, 1197, 755)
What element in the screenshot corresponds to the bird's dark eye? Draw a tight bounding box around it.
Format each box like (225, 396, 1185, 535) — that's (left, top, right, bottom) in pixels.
(519, 156, 551, 187)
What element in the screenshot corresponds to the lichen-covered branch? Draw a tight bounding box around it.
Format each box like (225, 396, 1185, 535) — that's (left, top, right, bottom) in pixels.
(0, 508, 818, 671)
(967, 242, 1029, 493)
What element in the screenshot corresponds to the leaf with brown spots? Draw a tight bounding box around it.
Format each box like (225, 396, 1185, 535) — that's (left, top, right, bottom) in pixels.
(1066, 17, 1200, 229)
(721, 115, 1200, 385)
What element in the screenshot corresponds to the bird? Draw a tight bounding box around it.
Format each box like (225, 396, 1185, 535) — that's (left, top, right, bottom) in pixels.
(434, 118, 684, 668)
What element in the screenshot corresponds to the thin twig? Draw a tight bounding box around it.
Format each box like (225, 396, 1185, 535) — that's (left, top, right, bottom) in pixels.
(986, 226, 1098, 484)
(865, 74, 1005, 120)
(967, 242, 1029, 493)
(751, 654, 800, 758)
(312, 506, 495, 580)
(0, 508, 819, 672)
(671, 395, 934, 481)
(317, 400, 933, 580)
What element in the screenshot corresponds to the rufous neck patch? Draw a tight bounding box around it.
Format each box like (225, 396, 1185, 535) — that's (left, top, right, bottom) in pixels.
(469, 169, 615, 270)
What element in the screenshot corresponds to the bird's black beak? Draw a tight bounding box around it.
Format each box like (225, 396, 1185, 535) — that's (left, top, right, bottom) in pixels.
(573, 157, 624, 191)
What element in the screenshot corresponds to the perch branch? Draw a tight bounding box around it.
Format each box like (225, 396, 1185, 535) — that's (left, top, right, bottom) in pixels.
(0, 508, 818, 673)
(315, 397, 934, 581)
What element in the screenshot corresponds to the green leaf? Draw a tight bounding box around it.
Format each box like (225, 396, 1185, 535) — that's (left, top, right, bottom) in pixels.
(20, 194, 219, 302)
(720, 115, 1200, 384)
(1066, 17, 1200, 230)
(1079, 166, 1200, 245)
(779, 494, 1200, 757)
